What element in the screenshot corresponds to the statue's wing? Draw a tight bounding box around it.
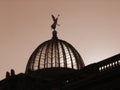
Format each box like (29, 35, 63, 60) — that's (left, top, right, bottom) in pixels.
(51, 15, 56, 21)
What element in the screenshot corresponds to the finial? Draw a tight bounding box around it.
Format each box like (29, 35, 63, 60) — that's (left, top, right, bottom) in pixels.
(6, 72, 10, 78)
(52, 30, 57, 39)
(11, 69, 15, 76)
(51, 14, 60, 30)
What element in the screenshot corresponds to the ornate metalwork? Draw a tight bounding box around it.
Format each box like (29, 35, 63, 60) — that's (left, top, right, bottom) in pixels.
(25, 31, 85, 73)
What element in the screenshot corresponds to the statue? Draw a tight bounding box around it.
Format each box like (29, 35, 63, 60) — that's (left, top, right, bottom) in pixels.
(51, 14, 60, 30)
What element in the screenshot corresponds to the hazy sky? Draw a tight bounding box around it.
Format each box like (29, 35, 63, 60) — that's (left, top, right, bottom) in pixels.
(0, 0, 120, 80)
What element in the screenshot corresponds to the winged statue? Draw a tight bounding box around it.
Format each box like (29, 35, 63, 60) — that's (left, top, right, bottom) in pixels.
(51, 14, 60, 30)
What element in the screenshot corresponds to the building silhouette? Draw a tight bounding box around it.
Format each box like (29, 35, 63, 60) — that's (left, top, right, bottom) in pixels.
(0, 17, 120, 90)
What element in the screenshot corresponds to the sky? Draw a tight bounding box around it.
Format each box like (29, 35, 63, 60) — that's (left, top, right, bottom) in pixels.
(0, 0, 120, 80)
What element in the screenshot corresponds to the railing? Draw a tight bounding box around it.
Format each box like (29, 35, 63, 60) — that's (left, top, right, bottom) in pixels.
(97, 54, 120, 72)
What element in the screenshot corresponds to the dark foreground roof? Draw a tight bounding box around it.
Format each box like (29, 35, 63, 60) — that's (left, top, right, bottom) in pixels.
(0, 54, 120, 90)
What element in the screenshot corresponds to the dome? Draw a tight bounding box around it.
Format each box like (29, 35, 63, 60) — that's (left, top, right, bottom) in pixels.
(25, 31, 85, 73)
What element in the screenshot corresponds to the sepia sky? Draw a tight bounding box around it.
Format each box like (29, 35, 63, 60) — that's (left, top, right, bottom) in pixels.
(0, 0, 120, 79)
